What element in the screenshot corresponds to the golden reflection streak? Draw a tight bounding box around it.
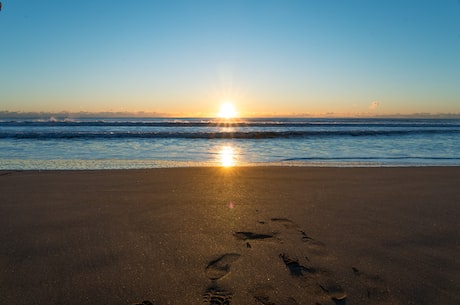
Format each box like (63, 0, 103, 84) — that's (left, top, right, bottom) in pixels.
(219, 145, 236, 167)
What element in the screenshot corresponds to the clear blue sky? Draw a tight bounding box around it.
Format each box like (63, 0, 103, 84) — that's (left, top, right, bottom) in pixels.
(1, 0, 459, 117)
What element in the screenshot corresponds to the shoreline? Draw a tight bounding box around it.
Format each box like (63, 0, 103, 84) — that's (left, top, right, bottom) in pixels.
(2, 161, 460, 171)
(1, 167, 459, 305)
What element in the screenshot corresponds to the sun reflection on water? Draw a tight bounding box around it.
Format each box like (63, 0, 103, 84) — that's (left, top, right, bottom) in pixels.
(219, 145, 236, 167)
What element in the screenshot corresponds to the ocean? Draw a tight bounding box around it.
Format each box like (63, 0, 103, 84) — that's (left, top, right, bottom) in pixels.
(1, 117, 459, 169)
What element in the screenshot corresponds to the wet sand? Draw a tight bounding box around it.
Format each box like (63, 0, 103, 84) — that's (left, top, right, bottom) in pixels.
(0, 167, 459, 305)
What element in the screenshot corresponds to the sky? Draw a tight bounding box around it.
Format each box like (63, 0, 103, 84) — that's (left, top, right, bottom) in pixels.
(1, 0, 459, 117)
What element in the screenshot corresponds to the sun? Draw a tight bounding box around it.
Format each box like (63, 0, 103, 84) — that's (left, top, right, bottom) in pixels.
(218, 102, 237, 119)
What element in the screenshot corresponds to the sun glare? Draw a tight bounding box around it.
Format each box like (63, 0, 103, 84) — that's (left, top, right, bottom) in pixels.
(220, 146, 236, 167)
(218, 102, 237, 119)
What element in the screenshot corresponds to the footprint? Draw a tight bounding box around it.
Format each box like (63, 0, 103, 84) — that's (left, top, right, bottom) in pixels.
(253, 285, 300, 305)
(270, 218, 299, 230)
(298, 230, 314, 242)
(270, 218, 317, 243)
(253, 285, 277, 305)
(254, 294, 275, 305)
(279, 253, 346, 304)
(131, 301, 154, 305)
(205, 253, 241, 280)
(352, 267, 390, 300)
(284, 297, 300, 305)
(203, 285, 233, 305)
(233, 231, 276, 241)
(268, 217, 333, 263)
(318, 279, 347, 304)
(279, 253, 317, 277)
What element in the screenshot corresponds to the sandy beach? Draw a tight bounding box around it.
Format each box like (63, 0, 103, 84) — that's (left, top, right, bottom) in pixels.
(0, 167, 459, 305)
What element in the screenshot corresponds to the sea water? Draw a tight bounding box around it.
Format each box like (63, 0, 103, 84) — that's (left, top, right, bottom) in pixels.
(1, 117, 459, 169)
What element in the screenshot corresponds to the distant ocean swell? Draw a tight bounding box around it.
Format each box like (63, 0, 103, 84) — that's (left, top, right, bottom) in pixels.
(1, 129, 459, 140)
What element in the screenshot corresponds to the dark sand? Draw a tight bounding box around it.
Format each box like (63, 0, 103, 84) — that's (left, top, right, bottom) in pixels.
(0, 167, 459, 305)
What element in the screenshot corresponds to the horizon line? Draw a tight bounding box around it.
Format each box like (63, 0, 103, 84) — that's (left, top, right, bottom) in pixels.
(1, 110, 460, 119)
